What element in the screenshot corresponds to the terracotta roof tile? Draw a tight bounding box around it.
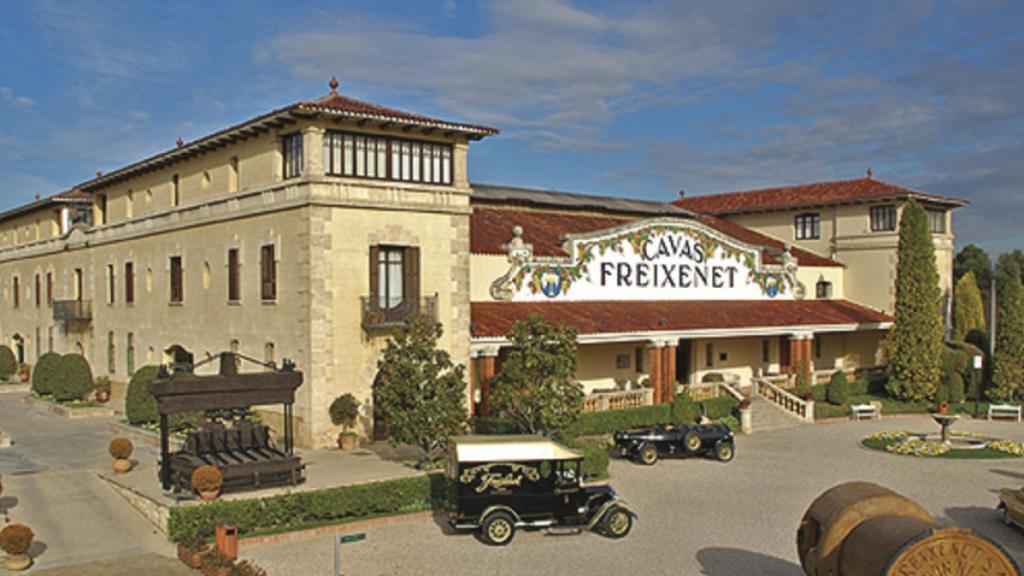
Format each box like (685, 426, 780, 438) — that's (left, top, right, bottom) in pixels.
(675, 178, 967, 216)
(471, 299, 891, 339)
(471, 207, 842, 267)
(301, 92, 498, 136)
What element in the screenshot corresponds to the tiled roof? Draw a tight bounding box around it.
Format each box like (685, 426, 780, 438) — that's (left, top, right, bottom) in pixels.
(675, 177, 968, 216)
(301, 92, 498, 136)
(0, 188, 92, 223)
(472, 183, 691, 217)
(470, 207, 842, 267)
(470, 299, 891, 339)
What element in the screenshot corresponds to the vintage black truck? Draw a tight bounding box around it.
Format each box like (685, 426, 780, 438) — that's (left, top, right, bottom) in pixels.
(613, 423, 735, 465)
(446, 435, 636, 546)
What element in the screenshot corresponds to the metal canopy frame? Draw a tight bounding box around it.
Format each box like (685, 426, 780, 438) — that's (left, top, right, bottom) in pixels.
(147, 351, 303, 491)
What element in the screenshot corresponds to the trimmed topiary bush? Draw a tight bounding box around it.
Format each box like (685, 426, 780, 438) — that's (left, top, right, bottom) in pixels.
(948, 372, 965, 404)
(0, 524, 34, 555)
(671, 391, 699, 424)
(826, 371, 849, 405)
(191, 465, 224, 494)
(126, 365, 161, 425)
(31, 351, 61, 396)
(329, 394, 360, 429)
(52, 353, 93, 402)
(109, 437, 134, 459)
(0, 345, 16, 379)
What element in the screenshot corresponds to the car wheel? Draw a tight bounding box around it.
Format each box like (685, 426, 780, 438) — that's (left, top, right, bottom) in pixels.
(639, 444, 658, 465)
(714, 441, 735, 462)
(999, 503, 1012, 526)
(684, 431, 702, 452)
(481, 511, 516, 546)
(602, 506, 633, 539)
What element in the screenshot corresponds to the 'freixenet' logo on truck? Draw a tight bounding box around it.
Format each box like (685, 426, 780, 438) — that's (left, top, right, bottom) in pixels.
(460, 463, 541, 493)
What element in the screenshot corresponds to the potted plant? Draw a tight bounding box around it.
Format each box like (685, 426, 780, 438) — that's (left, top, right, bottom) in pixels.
(329, 393, 360, 451)
(177, 531, 210, 569)
(192, 465, 224, 502)
(199, 548, 235, 576)
(0, 524, 34, 571)
(109, 437, 134, 473)
(16, 364, 29, 384)
(94, 376, 111, 403)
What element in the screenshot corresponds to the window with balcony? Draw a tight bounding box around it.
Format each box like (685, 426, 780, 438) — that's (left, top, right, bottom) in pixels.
(323, 131, 452, 185)
(794, 213, 820, 240)
(363, 245, 429, 329)
(169, 256, 183, 303)
(282, 133, 303, 179)
(260, 245, 276, 301)
(870, 205, 897, 232)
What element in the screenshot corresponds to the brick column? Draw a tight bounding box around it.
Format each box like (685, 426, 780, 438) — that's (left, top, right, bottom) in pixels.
(663, 345, 677, 403)
(478, 353, 497, 416)
(648, 345, 663, 405)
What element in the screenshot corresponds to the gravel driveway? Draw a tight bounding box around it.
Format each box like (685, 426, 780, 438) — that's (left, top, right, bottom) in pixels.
(243, 418, 1024, 575)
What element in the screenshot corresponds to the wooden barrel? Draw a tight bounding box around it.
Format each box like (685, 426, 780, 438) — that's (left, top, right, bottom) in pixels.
(798, 481, 1020, 576)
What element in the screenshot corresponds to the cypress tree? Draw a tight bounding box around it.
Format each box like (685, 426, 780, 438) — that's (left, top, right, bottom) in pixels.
(953, 271, 986, 341)
(884, 199, 944, 401)
(989, 254, 1024, 401)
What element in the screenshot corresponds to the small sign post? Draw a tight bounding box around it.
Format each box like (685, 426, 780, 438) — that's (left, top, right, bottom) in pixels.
(334, 532, 367, 576)
(973, 355, 984, 419)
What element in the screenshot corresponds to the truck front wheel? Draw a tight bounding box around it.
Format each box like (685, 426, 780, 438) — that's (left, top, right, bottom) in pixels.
(602, 506, 633, 538)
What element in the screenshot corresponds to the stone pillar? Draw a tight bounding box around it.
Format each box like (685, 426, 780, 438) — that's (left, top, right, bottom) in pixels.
(478, 351, 497, 416)
(739, 402, 752, 434)
(663, 344, 677, 403)
(648, 344, 663, 404)
(302, 126, 324, 177)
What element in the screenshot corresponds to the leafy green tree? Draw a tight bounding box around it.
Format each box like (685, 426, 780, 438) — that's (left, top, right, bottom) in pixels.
(953, 244, 992, 294)
(953, 271, 986, 341)
(490, 314, 583, 437)
(989, 254, 1024, 401)
(374, 318, 467, 465)
(884, 199, 944, 401)
(1010, 250, 1024, 282)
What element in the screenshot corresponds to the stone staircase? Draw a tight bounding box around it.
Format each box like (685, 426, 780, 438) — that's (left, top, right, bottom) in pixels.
(750, 395, 807, 432)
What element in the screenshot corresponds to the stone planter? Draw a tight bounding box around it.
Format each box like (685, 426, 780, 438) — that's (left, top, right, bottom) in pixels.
(3, 553, 32, 571)
(198, 489, 221, 503)
(112, 457, 132, 474)
(338, 433, 359, 451)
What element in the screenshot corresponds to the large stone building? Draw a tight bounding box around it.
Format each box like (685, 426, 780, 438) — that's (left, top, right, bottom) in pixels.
(0, 82, 966, 447)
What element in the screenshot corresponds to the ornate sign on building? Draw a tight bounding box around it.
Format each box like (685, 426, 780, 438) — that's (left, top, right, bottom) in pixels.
(491, 218, 803, 302)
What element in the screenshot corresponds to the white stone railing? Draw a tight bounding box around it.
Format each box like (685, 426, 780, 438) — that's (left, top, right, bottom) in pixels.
(753, 377, 813, 422)
(581, 388, 654, 413)
(718, 381, 746, 403)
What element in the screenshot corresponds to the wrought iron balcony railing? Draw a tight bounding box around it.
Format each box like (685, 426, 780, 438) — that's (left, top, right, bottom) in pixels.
(53, 299, 92, 323)
(360, 294, 438, 333)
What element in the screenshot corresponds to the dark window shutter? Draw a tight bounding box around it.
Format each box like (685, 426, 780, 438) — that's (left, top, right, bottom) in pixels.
(369, 245, 381, 307)
(404, 246, 420, 305)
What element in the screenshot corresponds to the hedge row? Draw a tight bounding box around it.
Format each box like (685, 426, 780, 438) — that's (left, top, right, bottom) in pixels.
(563, 437, 611, 480)
(168, 474, 447, 542)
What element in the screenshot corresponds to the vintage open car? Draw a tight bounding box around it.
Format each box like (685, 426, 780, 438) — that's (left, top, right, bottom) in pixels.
(613, 422, 735, 465)
(998, 486, 1024, 530)
(446, 435, 636, 546)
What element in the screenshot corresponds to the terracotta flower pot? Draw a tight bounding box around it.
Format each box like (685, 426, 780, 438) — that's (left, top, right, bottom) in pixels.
(3, 553, 32, 571)
(338, 433, 359, 451)
(95, 389, 110, 403)
(198, 489, 220, 503)
(17, 373, 28, 383)
(937, 403, 950, 415)
(113, 457, 132, 474)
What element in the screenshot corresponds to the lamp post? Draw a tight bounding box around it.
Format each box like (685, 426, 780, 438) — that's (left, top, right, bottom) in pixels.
(973, 354, 983, 419)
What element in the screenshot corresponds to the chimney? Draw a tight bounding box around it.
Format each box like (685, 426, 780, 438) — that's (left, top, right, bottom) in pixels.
(866, 167, 873, 179)
(678, 189, 686, 199)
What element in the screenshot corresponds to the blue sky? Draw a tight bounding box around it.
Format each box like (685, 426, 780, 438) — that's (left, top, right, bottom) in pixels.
(1, 1, 1022, 255)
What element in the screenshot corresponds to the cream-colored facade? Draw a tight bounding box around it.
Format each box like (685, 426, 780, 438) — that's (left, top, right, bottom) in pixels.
(0, 87, 964, 444)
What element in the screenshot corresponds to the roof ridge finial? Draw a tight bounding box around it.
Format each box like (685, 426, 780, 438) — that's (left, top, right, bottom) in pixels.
(329, 76, 339, 94)
(176, 137, 184, 148)
(866, 167, 873, 179)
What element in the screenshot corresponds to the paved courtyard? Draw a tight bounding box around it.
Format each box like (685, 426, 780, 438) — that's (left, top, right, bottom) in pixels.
(243, 418, 1024, 576)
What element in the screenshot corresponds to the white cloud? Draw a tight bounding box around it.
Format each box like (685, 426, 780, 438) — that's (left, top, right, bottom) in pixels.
(0, 86, 34, 108)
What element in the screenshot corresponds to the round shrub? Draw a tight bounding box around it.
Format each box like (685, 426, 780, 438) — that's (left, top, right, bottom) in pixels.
(191, 465, 223, 493)
(108, 437, 134, 459)
(52, 353, 94, 402)
(31, 352, 61, 396)
(826, 371, 849, 405)
(948, 372, 965, 404)
(0, 524, 34, 555)
(126, 365, 161, 425)
(0, 345, 16, 379)
(329, 394, 360, 428)
(671, 391, 699, 424)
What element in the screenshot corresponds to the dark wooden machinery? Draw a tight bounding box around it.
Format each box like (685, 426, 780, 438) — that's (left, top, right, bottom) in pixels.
(147, 352, 305, 493)
(797, 481, 1020, 576)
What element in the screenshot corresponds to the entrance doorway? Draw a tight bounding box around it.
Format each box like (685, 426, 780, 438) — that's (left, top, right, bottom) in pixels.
(676, 340, 692, 385)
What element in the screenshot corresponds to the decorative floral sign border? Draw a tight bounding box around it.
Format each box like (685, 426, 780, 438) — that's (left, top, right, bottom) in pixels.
(511, 223, 792, 298)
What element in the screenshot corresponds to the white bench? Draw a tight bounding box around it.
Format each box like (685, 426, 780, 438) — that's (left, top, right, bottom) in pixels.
(851, 403, 880, 421)
(988, 404, 1022, 422)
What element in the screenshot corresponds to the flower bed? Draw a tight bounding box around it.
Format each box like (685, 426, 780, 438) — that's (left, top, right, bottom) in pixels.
(862, 430, 1023, 459)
